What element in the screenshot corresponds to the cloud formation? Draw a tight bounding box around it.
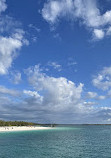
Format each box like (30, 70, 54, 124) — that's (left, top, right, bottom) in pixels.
(0, 0, 28, 75)
(10, 71, 22, 84)
(42, 0, 111, 40)
(0, 30, 28, 75)
(0, 85, 20, 96)
(0, 0, 7, 14)
(92, 66, 111, 91)
(0, 65, 111, 123)
(93, 29, 105, 40)
(0, 0, 111, 123)
(48, 61, 62, 71)
(25, 65, 83, 109)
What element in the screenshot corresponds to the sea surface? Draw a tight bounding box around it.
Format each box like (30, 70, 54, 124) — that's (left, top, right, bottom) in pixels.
(0, 125, 111, 158)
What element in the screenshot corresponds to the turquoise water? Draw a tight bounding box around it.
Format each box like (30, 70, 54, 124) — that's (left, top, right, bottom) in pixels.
(0, 125, 111, 158)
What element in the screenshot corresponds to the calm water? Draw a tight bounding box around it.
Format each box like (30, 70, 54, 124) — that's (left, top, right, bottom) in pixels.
(0, 125, 111, 158)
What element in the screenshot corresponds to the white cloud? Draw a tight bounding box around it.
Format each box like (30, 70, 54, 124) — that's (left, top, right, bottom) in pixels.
(0, 65, 111, 123)
(68, 62, 77, 66)
(10, 71, 22, 84)
(93, 29, 105, 40)
(42, 0, 74, 24)
(0, 15, 22, 34)
(92, 66, 111, 91)
(0, 0, 29, 75)
(24, 90, 40, 97)
(83, 101, 96, 106)
(0, 0, 7, 14)
(32, 36, 37, 42)
(42, 0, 111, 40)
(48, 61, 62, 71)
(106, 27, 111, 35)
(0, 30, 28, 75)
(0, 85, 20, 96)
(68, 57, 77, 66)
(86, 91, 106, 100)
(97, 95, 106, 100)
(25, 65, 84, 111)
(23, 90, 43, 103)
(87, 91, 97, 99)
(28, 24, 41, 32)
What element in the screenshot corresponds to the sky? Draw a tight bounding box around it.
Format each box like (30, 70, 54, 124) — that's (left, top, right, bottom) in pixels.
(1, 0, 111, 124)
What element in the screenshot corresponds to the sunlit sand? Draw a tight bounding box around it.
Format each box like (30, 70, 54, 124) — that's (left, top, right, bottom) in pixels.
(0, 126, 52, 132)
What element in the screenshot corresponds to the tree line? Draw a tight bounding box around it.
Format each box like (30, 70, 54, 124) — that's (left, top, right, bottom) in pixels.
(0, 120, 38, 126)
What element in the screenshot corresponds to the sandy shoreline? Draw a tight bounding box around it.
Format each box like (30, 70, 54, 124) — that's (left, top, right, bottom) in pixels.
(0, 126, 52, 132)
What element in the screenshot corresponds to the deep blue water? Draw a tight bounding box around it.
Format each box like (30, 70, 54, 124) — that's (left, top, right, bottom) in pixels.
(0, 125, 111, 158)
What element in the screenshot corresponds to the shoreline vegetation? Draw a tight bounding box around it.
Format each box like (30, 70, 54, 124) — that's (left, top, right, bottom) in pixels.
(0, 120, 111, 127)
(0, 120, 38, 126)
(0, 120, 53, 132)
(0, 120, 56, 127)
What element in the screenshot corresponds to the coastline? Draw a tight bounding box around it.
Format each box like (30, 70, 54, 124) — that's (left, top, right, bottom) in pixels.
(0, 126, 52, 132)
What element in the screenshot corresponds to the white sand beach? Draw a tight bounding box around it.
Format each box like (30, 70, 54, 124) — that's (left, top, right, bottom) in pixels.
(0, 126, 52, 132)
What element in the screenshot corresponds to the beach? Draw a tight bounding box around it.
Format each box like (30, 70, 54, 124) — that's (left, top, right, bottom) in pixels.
(0, 126, 52, 132)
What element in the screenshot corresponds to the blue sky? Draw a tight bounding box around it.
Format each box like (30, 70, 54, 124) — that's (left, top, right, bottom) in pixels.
(1, 0, 111, 123)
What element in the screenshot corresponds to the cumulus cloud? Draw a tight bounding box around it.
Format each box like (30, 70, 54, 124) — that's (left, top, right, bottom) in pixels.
(42, 0, 111, 40)
(92, 66, 111, 91)
(0, 30, 28, 75)
(0, 65, 85, 123)
(25, 65, 84, 112)
(23, 65, 111, 123)
(42, 0, 74, 24)
(93, 29, 105, 40)
(23, 90, 43, 103)
(0, 65, 111, 123)
(0, 0, 29, 75)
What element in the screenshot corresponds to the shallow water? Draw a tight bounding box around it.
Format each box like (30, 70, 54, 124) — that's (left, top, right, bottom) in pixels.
(0, 125, 111, 158)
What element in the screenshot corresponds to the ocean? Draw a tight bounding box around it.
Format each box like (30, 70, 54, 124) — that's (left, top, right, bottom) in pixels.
(0, 125, 111, 158)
